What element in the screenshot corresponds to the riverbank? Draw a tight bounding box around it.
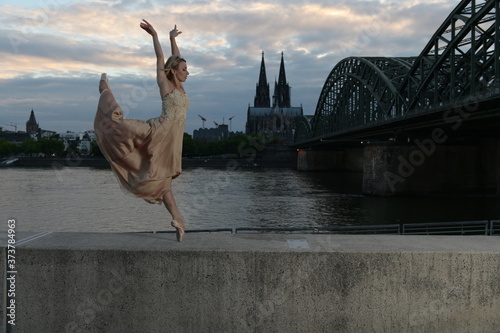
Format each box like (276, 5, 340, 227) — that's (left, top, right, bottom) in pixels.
(0, 156, 297, 169)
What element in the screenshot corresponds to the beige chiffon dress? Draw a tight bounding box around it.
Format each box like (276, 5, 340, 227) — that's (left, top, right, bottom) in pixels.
(94, 88, 190, 204)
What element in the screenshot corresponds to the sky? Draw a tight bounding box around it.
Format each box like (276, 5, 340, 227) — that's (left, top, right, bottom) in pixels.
(0, 0, 459, 136)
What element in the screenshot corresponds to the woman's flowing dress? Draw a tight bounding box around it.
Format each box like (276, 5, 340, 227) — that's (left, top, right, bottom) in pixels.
(94, 88, 190, 203)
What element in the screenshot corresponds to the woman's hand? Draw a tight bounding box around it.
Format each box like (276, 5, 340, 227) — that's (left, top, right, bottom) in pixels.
(140, 19, 157, 36)
(169, 25, 182, 40)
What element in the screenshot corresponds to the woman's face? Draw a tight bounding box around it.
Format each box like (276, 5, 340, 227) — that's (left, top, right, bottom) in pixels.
(174, 62, 189, 82)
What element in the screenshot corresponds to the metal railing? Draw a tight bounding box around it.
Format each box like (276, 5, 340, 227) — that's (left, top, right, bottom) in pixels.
(139, 220, 500, 236)
(235, 224, 401, 235)
(402, 220, 491, 236)
(490, 220, 500, 236)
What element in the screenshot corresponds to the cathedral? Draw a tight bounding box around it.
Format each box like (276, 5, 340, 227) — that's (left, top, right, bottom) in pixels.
(246, 52, 303, 143)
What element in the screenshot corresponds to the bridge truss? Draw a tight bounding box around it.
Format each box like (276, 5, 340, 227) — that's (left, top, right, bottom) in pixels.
(295, 0, 500, 145)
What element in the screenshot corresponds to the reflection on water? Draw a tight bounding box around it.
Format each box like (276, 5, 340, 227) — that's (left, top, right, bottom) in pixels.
(1, 167, 499, 233)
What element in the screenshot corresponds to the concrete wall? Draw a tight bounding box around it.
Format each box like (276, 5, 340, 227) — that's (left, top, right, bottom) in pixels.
(2, 232, 500, 333)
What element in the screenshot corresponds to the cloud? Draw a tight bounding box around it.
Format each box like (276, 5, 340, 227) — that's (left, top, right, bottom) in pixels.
(0, 0, 458, 135)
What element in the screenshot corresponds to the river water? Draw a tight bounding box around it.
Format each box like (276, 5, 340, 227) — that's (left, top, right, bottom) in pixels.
(1, 166, 499, 233)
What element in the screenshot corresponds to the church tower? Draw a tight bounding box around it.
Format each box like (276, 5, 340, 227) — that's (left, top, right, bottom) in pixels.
(254, 52, 270, 107)
(26, 109, 40, 134)
(273, 52, 291, 108)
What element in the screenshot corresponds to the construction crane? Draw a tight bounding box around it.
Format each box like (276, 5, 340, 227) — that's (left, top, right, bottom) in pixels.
(197, 114, 206, 128)
(1, 123, 17, 132)
(228, 115, 235, 132)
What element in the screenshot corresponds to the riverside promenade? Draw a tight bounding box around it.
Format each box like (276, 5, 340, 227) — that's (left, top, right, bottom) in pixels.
(1, 231, 499, 332)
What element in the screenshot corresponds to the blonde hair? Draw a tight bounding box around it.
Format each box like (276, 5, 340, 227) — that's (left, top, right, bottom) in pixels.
(164, 55, 186, 80)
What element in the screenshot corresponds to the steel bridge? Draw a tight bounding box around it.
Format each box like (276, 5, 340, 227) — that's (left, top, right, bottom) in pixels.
(294, 0, 500, 147)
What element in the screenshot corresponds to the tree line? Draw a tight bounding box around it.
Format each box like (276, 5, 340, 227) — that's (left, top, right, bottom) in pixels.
(182, 133, 270, 157)
(0, 134, 273, 158)
(0, 138, 65, 156)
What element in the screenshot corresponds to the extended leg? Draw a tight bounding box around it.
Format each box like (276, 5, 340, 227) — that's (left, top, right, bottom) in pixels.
(162, 190, 185, 242)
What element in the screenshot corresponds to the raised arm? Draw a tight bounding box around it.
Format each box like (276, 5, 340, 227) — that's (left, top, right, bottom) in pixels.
(169, 25, 182, 57)
(140, 19, 171, 96)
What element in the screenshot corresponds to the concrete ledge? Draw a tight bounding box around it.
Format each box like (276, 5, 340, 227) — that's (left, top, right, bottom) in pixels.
(3, 233, 500, 332)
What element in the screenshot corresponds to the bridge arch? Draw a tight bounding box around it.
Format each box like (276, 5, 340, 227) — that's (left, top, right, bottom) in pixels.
(397, 0, 498, 113)
(295, 0, 500, 144)
(308, 57, 415, 139)
(294, 116, 313, 143)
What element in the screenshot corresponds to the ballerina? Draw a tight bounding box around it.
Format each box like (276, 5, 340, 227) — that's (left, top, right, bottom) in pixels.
(94, 20, 190, 241)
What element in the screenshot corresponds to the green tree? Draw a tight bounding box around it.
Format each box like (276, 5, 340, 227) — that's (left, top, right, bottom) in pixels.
(183, 134, 267, 157)
(91, 141, 103, 156)
(21, 138, 40, 155)
(65, 141, 79, 155)
(182, 133, 201, 156)
(38, 138, 65, 155)
(0, 138, 19, 155)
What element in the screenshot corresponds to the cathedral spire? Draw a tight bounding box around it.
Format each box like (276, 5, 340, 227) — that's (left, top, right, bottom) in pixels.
(258, 51, 268, 88)
(277, 51, 287, 86)
(273, 52, 291, 108)
(254, 51, 270, 107)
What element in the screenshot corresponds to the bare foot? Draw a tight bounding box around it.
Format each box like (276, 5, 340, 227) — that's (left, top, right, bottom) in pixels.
(171, 220, 185, 242)
(99, 73, 111, 93)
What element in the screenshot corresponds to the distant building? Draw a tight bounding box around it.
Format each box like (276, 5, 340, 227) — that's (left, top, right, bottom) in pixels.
(78, 132, 92, 153)
(85, 130, 97, 141)
(58, 131, 79, 151)
(57, 130, 97, 153)
(1, 109, 98, 155)
(0, 131, 29, 145)
(58, 131, 80, 141)
(193, 124, 230, 143)
(26, 109, 41, 139)
(41, 130, 57, 139)
(0, 109, 42, 144)
(246, 52, 303, 143)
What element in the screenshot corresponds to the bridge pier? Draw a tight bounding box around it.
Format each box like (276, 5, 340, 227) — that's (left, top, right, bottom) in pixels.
(297, 148, 364, 172)
(296, 138, 500, 196)
(362, 139, 500, 196)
